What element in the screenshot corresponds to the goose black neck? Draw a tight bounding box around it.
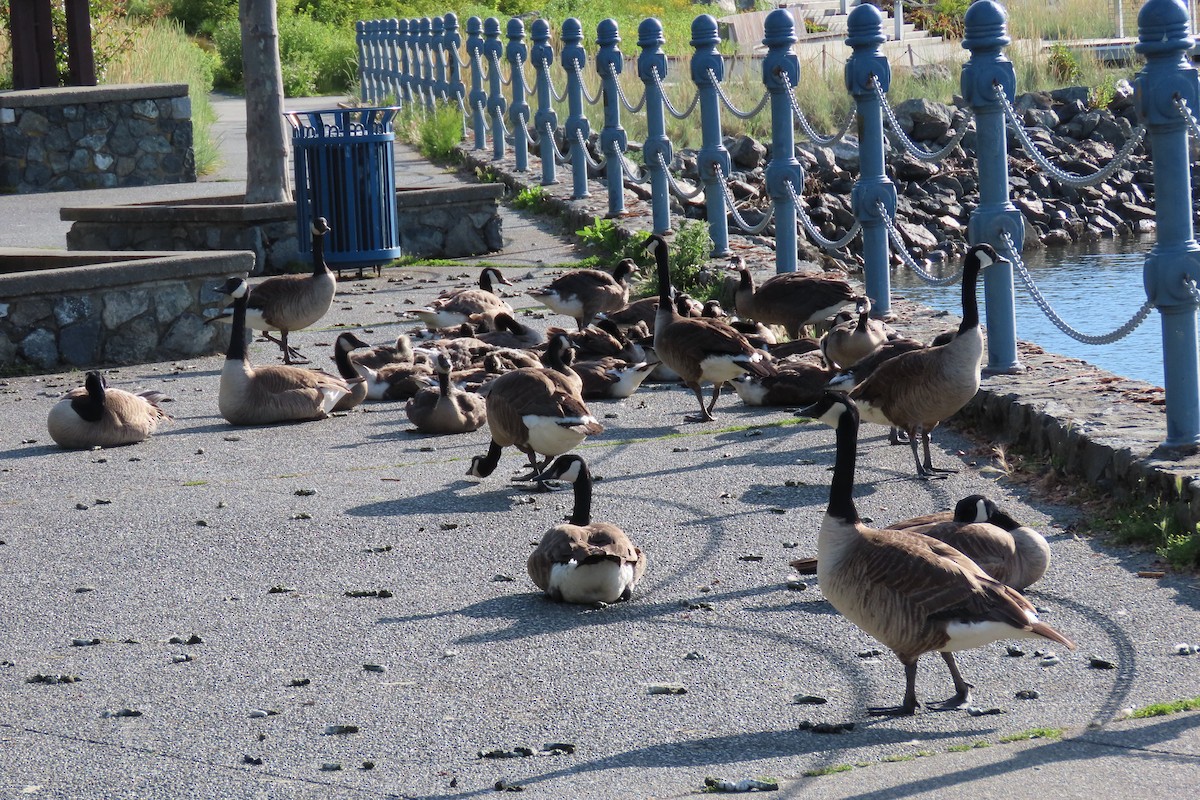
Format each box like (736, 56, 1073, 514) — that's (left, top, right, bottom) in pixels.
(828, 405, 861, 524)
(958, 260, 983, 335)
(568, 462, 594, 526)
(73, 375, 106, 422)
(543, 340, 571, 376)
(480, 271, 494, 294)
(333, 341, 357, 379)
(655, 246, 673, 309)
(311, 231, 329, 276)
(437, 368, 451, 398)
(226, 294, 248, 362)
(737, 269, 753, 293)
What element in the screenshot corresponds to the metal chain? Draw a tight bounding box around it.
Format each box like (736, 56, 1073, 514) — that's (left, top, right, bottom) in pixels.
(1174, 94, 1200, 142)
(456, 94, 469, 137)
(872, 75, 973, 162)
(995, 81, 1146, 188)
(576, 128, 606, 169)
(786, 179, 861, 250)
(651, 66, 700, 119)
(541, 59, 565, 103)
(488, 51, 511, 85)
(658, 151, 704, 199)
(569, 60, 601, 105)
(878, 201, 964, 285)
(492, 105, 509, 138)
(1002, 231, 1152, 344)
(615, 144, 650, 183)
(516, 112, 537, 146)
(514, 53, 533, 89)
(781, 71, 856, 146)
(545, 121, 569, 164)
(716, 163, 775, 234)
(709, 68, 770, 120)
(451, 47, 468, 68)
(610, 63, 646, 113)
(474, 99, 489, 133)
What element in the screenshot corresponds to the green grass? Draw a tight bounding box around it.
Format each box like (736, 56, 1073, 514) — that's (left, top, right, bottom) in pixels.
(803, 763, 854, 777)
(182, 480, 209, 487)
(998, 727, 1065, 743)
(1130, 697, 1200, 718)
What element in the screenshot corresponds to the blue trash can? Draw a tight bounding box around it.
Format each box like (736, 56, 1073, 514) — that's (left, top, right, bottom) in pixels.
(286, 106, 402, 276)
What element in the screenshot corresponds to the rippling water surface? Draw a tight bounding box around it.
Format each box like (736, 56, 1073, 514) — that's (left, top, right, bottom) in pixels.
(890, 238, 1164, 387)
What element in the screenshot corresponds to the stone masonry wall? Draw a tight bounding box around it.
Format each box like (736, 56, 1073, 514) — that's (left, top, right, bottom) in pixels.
(0, 84, 195, 194)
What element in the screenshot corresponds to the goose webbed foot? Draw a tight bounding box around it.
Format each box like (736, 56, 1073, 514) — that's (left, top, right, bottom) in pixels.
(684, 411, 716, 423)
(927, 689, 973, 712)
(869, 662, 920, 716)
(888, 427, 910, 445)
(684, 385, 716, 423)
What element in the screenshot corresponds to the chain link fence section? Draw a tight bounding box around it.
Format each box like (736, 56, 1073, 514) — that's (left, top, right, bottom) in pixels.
(651, 67, 701, 119)
(715, 163, 775, 234)
(873, 75, 974, 163)
(540, 58, 565, 103)
(995, 81, 1146, 188)
(488, 51, 511, 86)
(1001, 230, 1153, 344)
(710, 69, 770, 120)
(788, 179, 862, 250)
(659, 151, 704, 199)
(569, 60, 602, 105)
(877, 201, 964, 286)
(782, 71, 856, 147)
(610, 63, 646, 113)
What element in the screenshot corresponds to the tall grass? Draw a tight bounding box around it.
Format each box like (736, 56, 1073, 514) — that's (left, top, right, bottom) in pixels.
(102, 18, 222, 176)
(1006, 0, 1122, 41)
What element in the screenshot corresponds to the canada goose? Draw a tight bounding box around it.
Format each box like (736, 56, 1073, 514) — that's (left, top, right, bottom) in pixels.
(765, 337, 822, 360)
(845, 243, 1006, 478)
(349, 334, 414, 370)
(468, 339, 604, 485)
(47, 371, 172, 449)
(549, 322, 642, 364)
(803, 392, 1075, 716)
(411, 267, 513, 330)
(572, 357, 656, 400)
(526, 455, 647, 604)
(790, 494, 1052, 591)
(599, 296, 660, 331)
(731, 357, 833, 407)
(673, 292, 705, 318)
(210, 218, 336, 364)
(528, 259, 638, 330)
(820, 297, 889, 370)
(358, 360, 435, 401)
(731, 256, 861, 339)
(476, 312, 546, 349)
(405, 352, 488, 434)
(702, 300, 778, 347)
(216, 278, 353, 425)
(644, 234, 775, 422)
(331, 332, 371, 411)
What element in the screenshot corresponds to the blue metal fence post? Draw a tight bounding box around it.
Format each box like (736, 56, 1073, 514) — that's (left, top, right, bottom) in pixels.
(398, 18, 414, 107)
(467, 17, 486, 150)
(483, 17, 507, 160)
(507, 19, 530, 172)
(356, 20, 370, 103)
(561, 18, 591, 199)
(384, 19, 402, 105)
(638, 18, 672, 236)
(846, 4, 896, 318)
(762, 9, 801, 273)
(530, 19, 559, 186)
(419, 17, 435, 111)
(445, 14, 465, 115)
(409, 18, 423, 107)
(690, 14, 731, 257)
(1136, 0, 1200, 447)
(432, 15, 447, 101)
(963, 1, 1023, 372)
(596, 19, 627, 218)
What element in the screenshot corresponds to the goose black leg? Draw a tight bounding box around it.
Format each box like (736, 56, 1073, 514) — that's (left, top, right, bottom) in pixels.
(684, 384, 715, 423)
(705, 383, 724, 416)
(868, 660, 920, 716)
(920, 430, 958, 476)
(928, 652, 974, 711)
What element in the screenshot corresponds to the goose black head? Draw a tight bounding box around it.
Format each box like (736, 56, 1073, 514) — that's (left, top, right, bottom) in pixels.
(953, 494, 998, 524)
(533, 454, 587, 484)
(800, 390, 855, 430)
(613, 258, 639, 283)
(702, 300, 727, 319)
(433, 352, 454, 375)
(965, 242, 1010, 272)
(480, 267, 513, 291)
(311, 217, 331, 236)
(335, 332, 372, 353)
(214, 277, 249, 299)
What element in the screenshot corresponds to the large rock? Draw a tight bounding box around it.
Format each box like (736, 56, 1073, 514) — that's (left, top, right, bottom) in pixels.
(893, 98, 953, 141)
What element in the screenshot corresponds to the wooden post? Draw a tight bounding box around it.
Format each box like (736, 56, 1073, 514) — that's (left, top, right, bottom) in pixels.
(10, 0, 58, 89)
(65, 0, 97, 86)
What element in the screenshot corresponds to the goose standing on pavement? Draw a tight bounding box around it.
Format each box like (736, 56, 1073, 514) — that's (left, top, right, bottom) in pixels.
(803, 392, 1075, 716)
(210, 218, 336, 364)
(645, 234, 776, 423)
(731, 256, 861, 339)
(47, 371, 172, 449)
(405, 352, 487, 434)
(411, 267, 513, 330)
(527, 455, 647, 604)
(845, 243, 1007, 478)
(216, 278, 353, 425)
(527, 259, 639, 330)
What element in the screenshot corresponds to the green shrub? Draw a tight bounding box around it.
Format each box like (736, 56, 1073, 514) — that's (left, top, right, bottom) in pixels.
(168, 0, 235, 36)
(511, 185, 550, 211)
(1048, 44, 1082, 84)
(418, 104, 466, 161)
(636, 219, 715, 300)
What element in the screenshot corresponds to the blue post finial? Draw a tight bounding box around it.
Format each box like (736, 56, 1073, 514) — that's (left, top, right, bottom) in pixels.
(561, 18, 591, 199)
(466, 16, 486, 150)
(1137, 0, 1200, 447)
(506, 18, 530, 171)
(691, 13, 730, 256)
(637, 17, 672, 234)
(530, 18, 558, 186)
(483, 17, 507, 160)
(762, 8, 801, 273)
(845, 1, 894, 317)
(963, 0, 1022, 372)
(596, 19, 628, 218)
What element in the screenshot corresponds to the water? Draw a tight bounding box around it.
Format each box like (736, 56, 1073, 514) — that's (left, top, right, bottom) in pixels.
(890, 238, 1164, 387)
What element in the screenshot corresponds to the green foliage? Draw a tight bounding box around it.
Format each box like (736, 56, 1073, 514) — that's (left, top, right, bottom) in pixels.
(1089, 74, 1118, 110)
(1048, 44, 1083, 84)
(997, 728, 1065, 743)
(1087, 493, 1200, 570)
(417, 104, 465, 161)
(168, 0, 235, 36)
(575, 217, 650, 266)
(511, 185, 549, 211)
(637, 219, 717, 301)
(1131, 697, 1200, 718)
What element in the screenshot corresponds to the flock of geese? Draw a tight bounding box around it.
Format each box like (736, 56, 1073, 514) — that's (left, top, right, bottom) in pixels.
(43, 221, 1073, 716)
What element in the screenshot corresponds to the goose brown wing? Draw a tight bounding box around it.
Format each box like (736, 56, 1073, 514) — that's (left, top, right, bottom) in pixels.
(105, 389, 171, 427)
(665, 318, 760, 361)
(548, 270, 619, 296)
(848, 348, 940, 421)
(253, 365, 349, 393)
(245, 275, 305, 313)
(485, 369, 560, 444)
(528, 526, 590, 590)
(585, 523, 642, 563)
(931, 523, 1019, 586)
(754, 274, 855, 318)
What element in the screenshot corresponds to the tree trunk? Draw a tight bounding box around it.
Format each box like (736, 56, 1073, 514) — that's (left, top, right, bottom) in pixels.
(240, 0, 291, 203)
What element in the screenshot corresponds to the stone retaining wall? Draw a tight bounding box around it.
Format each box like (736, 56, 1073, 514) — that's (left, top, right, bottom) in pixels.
(0, 84, 196, 194)
(0, 249, 253, 371)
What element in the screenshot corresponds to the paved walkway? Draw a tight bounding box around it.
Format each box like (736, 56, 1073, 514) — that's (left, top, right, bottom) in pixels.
(0, 94, 1198, 799)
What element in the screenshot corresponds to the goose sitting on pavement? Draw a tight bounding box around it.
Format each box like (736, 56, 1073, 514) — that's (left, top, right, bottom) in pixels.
(731, 256, 861, 340)
(331, 332, 371, 411)
(47, 371, 172, 449)
(527, 455, 647, 604)
(405, 352, 488, 434)
(528, 259, 639, 330)
(410, 267, 513, 330)
(801, 392, 1074, 716)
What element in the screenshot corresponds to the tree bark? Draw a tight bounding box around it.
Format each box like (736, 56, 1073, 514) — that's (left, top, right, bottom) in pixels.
(240, 0, 291, 203)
